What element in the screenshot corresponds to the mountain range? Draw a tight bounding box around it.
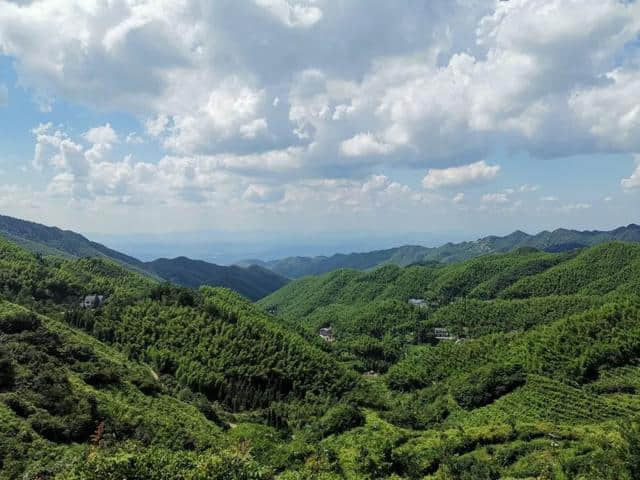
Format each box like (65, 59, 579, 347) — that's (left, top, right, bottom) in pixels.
(240, 223, 640, 278)
(3, 227, 640, 478)
(3, 212, 640, 297)
(0, 214, 288, 300)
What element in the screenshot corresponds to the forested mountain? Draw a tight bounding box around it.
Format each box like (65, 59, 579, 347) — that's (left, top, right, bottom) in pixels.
(145, 257, 288, 301)
(0, 213, 147, 274)
(0, 235, 355, 478)
(0, 213, 287, 300)
(4, 229, 640, 478)
(244, 224, 640, 278)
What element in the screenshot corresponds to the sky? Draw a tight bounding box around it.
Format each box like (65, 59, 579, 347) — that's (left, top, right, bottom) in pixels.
(1, 0, 640, 258)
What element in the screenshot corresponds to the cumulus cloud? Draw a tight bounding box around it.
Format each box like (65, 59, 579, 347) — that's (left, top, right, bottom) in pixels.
(621, 157, 640, 189)
(422, 161, 500, 189)
(239, 118, 268, 139)
(146, 115, 170, 137)
(254, 0, 323, 28)
(3, 0, 640, 232)
(163, 79, 268, 153)
(3, 0, 640, 171)
(125, 132, 145, 145)
(571, 70, 640, 151)
(340, 133, 394, 157)
(84, 124, 118, 145)
(28, 123, 311, 206)
(242, 184, 285, 203)
(32, 123, 86, 174)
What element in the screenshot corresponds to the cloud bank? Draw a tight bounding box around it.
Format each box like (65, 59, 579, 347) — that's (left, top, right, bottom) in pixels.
(0, 0, 639, 233)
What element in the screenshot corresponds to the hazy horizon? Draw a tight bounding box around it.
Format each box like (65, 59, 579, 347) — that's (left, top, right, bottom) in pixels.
(86, 219, 640, 265)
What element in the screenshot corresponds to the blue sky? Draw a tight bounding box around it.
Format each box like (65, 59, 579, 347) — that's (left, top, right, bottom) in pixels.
(0, 0, 639, 257)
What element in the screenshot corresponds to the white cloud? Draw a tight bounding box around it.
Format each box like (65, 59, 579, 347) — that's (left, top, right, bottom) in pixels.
(254, 0, 323, 28)
(126, 132, 144, 145)
(32, 123, 86, 174)
(46, 173, 75, 197)
(146, 115, 170, 137)
(559, 203, 592, 213)
(452, 193, 465, 204)
(422, 161, 500, 189)
(571, 70, 640, 151)
(242, 184, 285, 204)
(82, 124, 120, 164)
(162, 79, 267, 153)
(2, 0, 640, 233)
(28, 123, 311, 206)
(361, 174, 392, 193)
(520, 184, 540, 193)
(340, 133, 394, 157)
(83, 124, 118, 145)
(3, 0, 640, 169)
(621, 157, 640, 189)
(482, 192, 510, 204)
(540, 196, 558, 202)
(240, 118, 268, 139)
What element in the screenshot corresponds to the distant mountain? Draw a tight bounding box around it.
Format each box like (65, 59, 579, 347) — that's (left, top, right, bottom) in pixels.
(0, 214, 149, 275)
(145, 257, 288, 301)
(241, 224, 640, 278)
(0, 214, 287, 300)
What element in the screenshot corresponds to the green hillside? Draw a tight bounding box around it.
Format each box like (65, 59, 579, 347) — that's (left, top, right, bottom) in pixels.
(145, 256, 288, 301)
(0, 213, 288, 300)
(245, 224, 640, 278)
(0, 214, 148, 275)
(3, 234, 640, 479)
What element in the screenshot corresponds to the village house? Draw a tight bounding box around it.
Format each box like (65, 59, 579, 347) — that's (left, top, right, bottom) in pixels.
(319, 326, 335, 342)
(434, 327, 455, 340)
(408, 298, 428, 308)
(81, 294, 105, 309)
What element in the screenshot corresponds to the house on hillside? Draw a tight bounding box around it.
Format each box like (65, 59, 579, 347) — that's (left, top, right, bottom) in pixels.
(408, 298, 428, 308)
(319, 326, 335, 342)
(434, 327, 455, 340)
(81, 294, 105, 309)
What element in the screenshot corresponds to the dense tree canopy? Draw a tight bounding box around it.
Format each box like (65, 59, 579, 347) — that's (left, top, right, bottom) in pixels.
(1, 235, 640, 479)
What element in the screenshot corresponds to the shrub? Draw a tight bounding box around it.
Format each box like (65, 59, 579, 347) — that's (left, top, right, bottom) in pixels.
(452, 364, 526, 409)
(444, 454, 500, 480)
(83, 366, 122, 387)
(0, 311, 40, 333)
(0, 351, 15, 389)
(316, 403, 365, 437)
(2, 392, 34, 417)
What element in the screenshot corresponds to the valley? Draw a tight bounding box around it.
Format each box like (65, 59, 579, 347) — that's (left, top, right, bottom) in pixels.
(1, 221, 640, 479)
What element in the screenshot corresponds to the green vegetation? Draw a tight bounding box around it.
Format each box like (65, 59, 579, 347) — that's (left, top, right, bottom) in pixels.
(2, 230, 640, 478)
(145, 256, 288, 301)
(0, 214, 289, 300)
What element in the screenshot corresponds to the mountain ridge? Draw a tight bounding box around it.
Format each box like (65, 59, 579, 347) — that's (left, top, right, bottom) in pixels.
(0, 213, 287, 300)
(241, 223, 640, 278)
